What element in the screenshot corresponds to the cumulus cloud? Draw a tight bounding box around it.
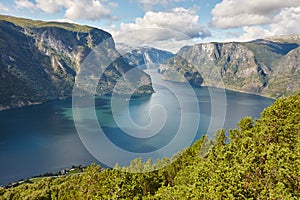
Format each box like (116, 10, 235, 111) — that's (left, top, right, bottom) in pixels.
(108, 2, 118, 8)
(133, 0, 186, 11)
(0, 2, 9, 12)
(234, 26, 272, 42)
(15, 0, 35, 9)
(211, 0, 300, 42)
(111, 7, 210, 53)
(133, 0, 168, 10)
(15, 0, 113, 20)
(53, 18, 76, 23)
(63, 0, 111, 20)
(211, 0, 300, 29)
(271, 6, 300, 35)
(225, 6, 300, 42)
(35, 0, 62, 13)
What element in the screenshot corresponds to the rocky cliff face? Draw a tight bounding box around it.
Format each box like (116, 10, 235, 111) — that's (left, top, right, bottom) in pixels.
(159, 38, 300, 98)
(0, 15, 153, 111)
(267, 46, 300, 97)
(122, 47, 174, 69)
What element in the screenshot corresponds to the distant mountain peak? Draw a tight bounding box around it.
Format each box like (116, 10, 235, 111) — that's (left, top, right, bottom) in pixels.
(122, 47, 174, 69)
(265, 34, 300, 44)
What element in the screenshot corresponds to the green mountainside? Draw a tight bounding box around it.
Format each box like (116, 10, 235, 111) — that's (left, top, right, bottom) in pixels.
(0, 15, 93, 32)
(0, 15, 153, 111)
(1, 93, 299, 199)
(159, 38, 300, 98)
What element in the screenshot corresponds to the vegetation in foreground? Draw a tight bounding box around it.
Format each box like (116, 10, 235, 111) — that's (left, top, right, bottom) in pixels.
(0, 93, 299, 199)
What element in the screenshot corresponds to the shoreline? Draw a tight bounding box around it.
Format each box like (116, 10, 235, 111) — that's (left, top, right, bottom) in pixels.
(0, 84, 275, 113)
(2, 165, 88, 189)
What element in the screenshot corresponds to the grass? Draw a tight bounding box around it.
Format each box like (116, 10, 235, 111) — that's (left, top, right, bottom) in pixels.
(29, 177, 45, 183)
(6, 167, 85, 188)
(66, 168, 83, 175)
(0, 15, 93, 33)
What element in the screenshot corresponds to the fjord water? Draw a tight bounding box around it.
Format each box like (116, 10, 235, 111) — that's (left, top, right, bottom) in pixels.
(0, 70, 273, 185)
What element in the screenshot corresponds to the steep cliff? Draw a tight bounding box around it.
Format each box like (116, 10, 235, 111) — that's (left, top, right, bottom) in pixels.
(159, 38, 300, 98)
(267, 46, 300, 97)
(0, 15, 153, 111)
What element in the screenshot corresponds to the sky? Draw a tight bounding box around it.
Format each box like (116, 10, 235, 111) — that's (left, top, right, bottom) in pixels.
(0, 0, 300, 53)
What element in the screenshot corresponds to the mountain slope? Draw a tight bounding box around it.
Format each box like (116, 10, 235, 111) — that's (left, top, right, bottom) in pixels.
(159, 38, 300, 98)
(267, 45, 300, 96)
(0, 15, 153, 111)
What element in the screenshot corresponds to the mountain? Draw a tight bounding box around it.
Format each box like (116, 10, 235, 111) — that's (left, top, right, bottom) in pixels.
(266, 34, 300, 44)
(122, 47, 174, 69)
(0, 15, 153, 111)
(158, 55, 204, 85)
(159, 37, 300, 98)
(122, 46, 203, 85)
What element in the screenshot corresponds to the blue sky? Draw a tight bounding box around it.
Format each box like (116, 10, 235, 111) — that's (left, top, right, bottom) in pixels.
(1, 0, 300, 52)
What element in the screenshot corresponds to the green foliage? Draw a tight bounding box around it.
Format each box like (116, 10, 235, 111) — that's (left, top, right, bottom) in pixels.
(0, 15, 93, 33)
(1, 93, 300, 199)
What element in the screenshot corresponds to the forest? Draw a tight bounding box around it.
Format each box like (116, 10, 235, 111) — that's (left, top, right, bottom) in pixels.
(0, 93, 299, 199)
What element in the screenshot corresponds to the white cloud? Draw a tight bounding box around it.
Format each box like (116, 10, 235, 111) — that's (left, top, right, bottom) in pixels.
(108, 2, 118, 8)
(15, 0, 35, 9)
(53, 18, 75, 23)
(116, 38, 197, 54)
(111, 7, 210, 53)
(134, 0, 167, 10)
(0, 2, 9, 12)
(211, 0, 300, 29)
(63, 0, 111, 20)
(227, 6, 300, 42)
(271, 6, 300, 35)
(132, 0, 186, 10)
(212, 13, 271, 29)
(234, 26, 272, 42)
(15, 0, 113, 20)
(211, 0, 300, 42)
(223, 6, 300, 42)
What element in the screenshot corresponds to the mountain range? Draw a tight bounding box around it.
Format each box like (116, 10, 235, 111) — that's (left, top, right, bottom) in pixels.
(0, 15, 299, 111)
(159, 37, 300, 98)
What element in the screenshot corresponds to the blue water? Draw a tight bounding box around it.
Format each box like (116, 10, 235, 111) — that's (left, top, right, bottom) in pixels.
(0, 70, 274, 185)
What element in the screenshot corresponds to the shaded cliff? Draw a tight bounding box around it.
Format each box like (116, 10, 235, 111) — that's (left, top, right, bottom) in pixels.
(0, 15, 153, 111)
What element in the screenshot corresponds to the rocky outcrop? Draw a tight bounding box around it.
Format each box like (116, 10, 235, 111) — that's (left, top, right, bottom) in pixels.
(159, 56, 203, 85)
(266, 46, 300, 97)
(159, 38, 300, 98)
(0, 15, 153, 111)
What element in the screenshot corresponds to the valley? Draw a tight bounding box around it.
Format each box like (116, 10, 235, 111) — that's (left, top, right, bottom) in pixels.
(0, 15, 299, 199)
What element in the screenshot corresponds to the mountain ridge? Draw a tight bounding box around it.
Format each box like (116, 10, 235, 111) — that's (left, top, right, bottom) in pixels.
(159, 38, 300, 98)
